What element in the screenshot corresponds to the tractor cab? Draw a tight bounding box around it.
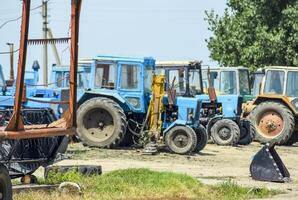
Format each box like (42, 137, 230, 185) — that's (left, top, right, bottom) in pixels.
(201, 67, 252, 102)
(77, 56, 155, 114)
(156, 61, 204, 97)
(260, 67, 298, 99)
(249, 66, 298, 145)
(51, 64, 91, 99)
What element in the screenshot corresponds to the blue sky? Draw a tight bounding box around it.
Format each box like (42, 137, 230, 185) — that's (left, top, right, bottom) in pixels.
(0, 0, 227, 82)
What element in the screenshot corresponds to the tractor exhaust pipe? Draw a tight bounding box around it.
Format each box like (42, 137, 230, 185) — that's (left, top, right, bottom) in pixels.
(250, 143, 290, 183)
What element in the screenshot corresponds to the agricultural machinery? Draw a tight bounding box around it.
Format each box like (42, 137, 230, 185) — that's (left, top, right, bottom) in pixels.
(0, 0, 82, 199)
(156, 62, 254, 145)
(246, 66, 298, 145)
(53, 56, 206, 154)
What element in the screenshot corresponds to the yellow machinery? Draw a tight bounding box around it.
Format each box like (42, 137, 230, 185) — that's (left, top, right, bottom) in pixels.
(147, 74, 165, 141)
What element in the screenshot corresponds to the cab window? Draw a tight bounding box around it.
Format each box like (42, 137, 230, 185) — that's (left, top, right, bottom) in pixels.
(264, 70, 284, 95)
(95, 64, 116, 89)
(168, 69, 185, 94)
(56, 72, 63, 87)
(239, 70, 250, 95)
(65, 72, 70, 87)
(120, 64, 140, 89)
(202, 70, 219, 93)
(220, 71, 237, 95)
(286, 71, 298, 97)
(189, 69, 202, 95)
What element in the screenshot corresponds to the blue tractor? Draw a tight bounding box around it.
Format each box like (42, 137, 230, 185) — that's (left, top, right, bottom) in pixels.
(50, 56, 208, 153)
(156, 62, 254, 146)
(200, 66, 254, 145)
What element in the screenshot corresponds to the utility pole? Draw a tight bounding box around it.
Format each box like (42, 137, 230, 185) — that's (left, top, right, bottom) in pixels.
(42, 0, 48, 85)
(6, 43, 14, 86)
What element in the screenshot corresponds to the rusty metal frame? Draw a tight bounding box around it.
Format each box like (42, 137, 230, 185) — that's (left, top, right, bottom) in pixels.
(0, 0, 82, 140)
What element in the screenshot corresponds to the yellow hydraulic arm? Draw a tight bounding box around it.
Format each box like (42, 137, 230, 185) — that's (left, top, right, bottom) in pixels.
(147, 74, 165, 140)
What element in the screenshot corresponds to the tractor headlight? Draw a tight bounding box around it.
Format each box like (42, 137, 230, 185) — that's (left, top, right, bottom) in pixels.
(58, 106, 64, 114)
(126, 97, 141, 109)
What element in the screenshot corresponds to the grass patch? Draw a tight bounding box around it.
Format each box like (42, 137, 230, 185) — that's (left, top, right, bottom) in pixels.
(14, 168, 278, 200)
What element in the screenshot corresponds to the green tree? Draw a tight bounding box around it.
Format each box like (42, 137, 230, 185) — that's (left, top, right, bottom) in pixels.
(205, 0, 298, 71)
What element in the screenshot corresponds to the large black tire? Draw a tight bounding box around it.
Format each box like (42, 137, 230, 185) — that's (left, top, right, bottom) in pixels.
(284, 131, 298, 146)
(195, 125, 208, 152)
(238, 119, 255, 145)
(249, 102, 294, 145)
(165, 126, 197, 155)
(77, 97, 127, 148)
(0, 165, 12, 200)
(211, 119, 240, 146)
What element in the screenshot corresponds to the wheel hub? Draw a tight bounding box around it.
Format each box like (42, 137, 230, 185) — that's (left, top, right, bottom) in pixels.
(258, 111, 283, 138)
(218, 127, 231, 140)
(98, 121, 105, 130)
(84, 108, 115, 142)
(173, 134, 188, 148)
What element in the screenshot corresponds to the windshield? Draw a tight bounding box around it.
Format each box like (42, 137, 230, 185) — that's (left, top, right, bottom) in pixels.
(264, 70, 284, 95)
(286, 71, 298, 97)
(220, 71, 237, 95)
(189, 69, 202, 95)
(167, 68, 202, 95)
(239, 70, 250, 95)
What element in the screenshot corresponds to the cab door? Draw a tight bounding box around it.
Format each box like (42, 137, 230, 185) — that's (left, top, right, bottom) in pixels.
(117, 62, 145, 113)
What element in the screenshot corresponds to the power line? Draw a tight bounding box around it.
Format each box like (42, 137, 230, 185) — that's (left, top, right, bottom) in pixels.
(0, 48, 19, 55)
(0, 0, 51, 30)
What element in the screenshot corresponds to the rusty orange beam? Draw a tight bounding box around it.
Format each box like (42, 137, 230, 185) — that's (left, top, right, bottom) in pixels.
(0, 127, 75, 140)
(5, 0, 31, 131)
(67, 0, 82, 128)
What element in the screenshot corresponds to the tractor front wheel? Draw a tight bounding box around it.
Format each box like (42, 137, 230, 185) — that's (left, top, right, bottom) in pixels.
(284, 132, 298, 146)
(165, 126, 197, 155)
(0, 165, 12, 200)
(77, 97, 127, 148)
(211, 119, 240, 146)
(250, 102, 294, 145)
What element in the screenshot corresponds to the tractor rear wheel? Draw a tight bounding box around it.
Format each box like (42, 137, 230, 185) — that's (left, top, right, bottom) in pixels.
(77, 97, 127, 148)
(0, 165, 12, 200)
(195, 125, 208, 152)
(211, 119, 240, 146)
(250, 102, 294, 145)
(165, 126, 197, 154)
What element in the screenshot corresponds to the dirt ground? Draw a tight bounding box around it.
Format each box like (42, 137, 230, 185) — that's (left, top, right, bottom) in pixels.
(47, 142, 298, 200)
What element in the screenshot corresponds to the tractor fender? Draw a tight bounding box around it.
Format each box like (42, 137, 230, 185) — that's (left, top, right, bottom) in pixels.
(253, 95, 297, 115)
(206, 115, 223, 135)
(77, 92, 130, 112)
(163, 120, 188, 135)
